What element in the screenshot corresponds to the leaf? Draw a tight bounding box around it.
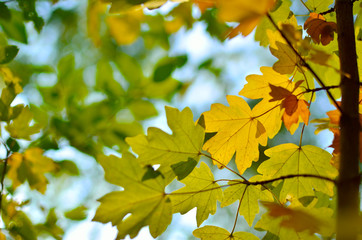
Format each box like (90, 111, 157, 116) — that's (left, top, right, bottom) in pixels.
(0, 2, 11, 21)
(269, 83, 310, 131)
(6, 106, 42, 140)
(0, 45, 19, 64)
(217, 0, 276, 37)
(7, 148, 56, 193)
(64, 206, 88, 221)
(256, 202, 335, 239)
(170, 162, 223, 226)
(126, 107, 204, 176)
(203, 95, 267, 174)
(106, 10, 143, 45)
(270, 41, 299, 74)
(305, 0, 333, 12)
(0, 10, 27, 43)
(221, 179, 274, 226)
(153, 55, 187, 82)
(193, 0, 215, 13)
(171, 157, 198, 180)
(93, 153, 172, 239)
(203, 96, 267, 174)
(304, 13, 337, 46)
(257, 144, 338, 201)
(193, 225, 259, 240)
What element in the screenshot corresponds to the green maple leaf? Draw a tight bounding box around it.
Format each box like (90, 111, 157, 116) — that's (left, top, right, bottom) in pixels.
(305, 0, 333, 12)
(93, 153, 172, 239)
(170, 162, 223, 226)
(193, 225, 259, 240)
(126, 106, 204, 179)
(257, 144, 338, 201)
(221, 178, 274, 226)
(6, 107, 42, 140)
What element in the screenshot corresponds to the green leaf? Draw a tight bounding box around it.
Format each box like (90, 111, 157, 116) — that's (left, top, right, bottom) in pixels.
(305, 0, 333, 12)
(64, 206, 88, 221)
(153, 55, 187, 82)
(0, 3, 11, 21)
(128, 99, 158, 120)
(126, 107, 204, 176)
(221, 179, 274, 226)
(193, 225, 259, 240)
(6, 107, 42, 140)
(170, 162, 223, 226)
(0, 10, 27, 43)
(171, 157, 198, 180)
(0, 45, 19, 64)
(94, 153, 172, 239)
(257, 144, 338, 201)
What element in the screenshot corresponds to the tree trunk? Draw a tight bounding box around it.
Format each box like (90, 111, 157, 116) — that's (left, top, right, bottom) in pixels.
(335, 1, 361, 240)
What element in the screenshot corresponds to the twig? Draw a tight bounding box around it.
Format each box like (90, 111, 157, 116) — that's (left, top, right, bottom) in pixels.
(266, 13, 343, 114)
(304, 85, 340, 93)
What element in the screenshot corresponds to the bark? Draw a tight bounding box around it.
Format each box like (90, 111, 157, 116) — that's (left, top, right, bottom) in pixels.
(335, 1, 361, 240)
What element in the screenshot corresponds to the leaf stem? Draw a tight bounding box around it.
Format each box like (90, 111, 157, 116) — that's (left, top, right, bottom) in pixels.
(266, 13, 343, 114)
(230, 186, 247, 235)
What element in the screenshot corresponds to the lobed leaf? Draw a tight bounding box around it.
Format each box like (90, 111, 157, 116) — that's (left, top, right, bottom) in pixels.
(193, 225, 259, 240)
(170, 162, 223, 226)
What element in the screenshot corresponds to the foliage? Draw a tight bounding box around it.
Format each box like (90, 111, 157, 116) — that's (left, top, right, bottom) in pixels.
(0, 0, 360, 240)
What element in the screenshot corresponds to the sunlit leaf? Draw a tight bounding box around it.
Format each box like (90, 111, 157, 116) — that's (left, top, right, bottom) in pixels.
(203, 95, 267, 174)
(193, 225, 259, 240)
(94, 153, 172, 239)
(170, 162, 223, 226)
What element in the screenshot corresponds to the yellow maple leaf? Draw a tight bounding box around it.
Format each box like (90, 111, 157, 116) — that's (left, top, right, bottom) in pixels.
(7, 148, 56, 193)
(202, 95, 267, 174)
(217, 0, 276, 37)
(239, 67, 306, 136)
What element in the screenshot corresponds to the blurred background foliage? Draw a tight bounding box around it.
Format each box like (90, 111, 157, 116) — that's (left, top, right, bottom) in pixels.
(0, 0, 325, 239)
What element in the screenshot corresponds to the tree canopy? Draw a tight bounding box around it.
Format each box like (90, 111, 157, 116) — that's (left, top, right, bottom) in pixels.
(0, 0, 361, 239)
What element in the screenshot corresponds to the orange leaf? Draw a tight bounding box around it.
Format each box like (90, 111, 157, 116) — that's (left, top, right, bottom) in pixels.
(261, 202, 323, 234)
(217, 0, 276, 37)
(304, 12, 337, 46)
(193, 0, 215, 13)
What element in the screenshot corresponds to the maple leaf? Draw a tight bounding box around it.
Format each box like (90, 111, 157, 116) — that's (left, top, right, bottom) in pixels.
(6, 107, 42, 140)
(269, 83, 311, 131)
(221, 177, 274, 226)
(93, 153, 172, 239)
(257, 144, 338, 201)
(193, 0, 215, 13)
(255, 202, 334, 240)
(193, 225, 259, 240)
(270, 41, 299, 74)
(239, 67, 306, 136)
(7, 148, 56, 193)
(126, 107, 204, 179)
(217, 0, 276, 37)
(304, 13, 337, 46)
(170, 162, 223, 226)
(202, 95, 267, 174)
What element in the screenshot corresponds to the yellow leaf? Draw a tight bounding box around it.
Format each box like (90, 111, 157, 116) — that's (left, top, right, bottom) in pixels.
(87, 0, 107, 47)
(202, 95, 267, 174)
(106, 10, 143, 45)
(270, 41, 299, 74)
(193, 225, 259, 240)
(7, 148, 56, 193)
(217, 0, 276, 37)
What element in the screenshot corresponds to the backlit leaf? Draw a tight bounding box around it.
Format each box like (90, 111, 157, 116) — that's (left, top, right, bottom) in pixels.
(94, 153, 172, 239)
(126, 107, 204, 176)
(304, 13, 337, 46)
(193, 225, 259, 240)
(270, 41, 299, 74)
(258, 144, 338, 201)
(170, 162, 222, 226)
(203, 95, 267, 174)
(221, 179, 274, 226)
